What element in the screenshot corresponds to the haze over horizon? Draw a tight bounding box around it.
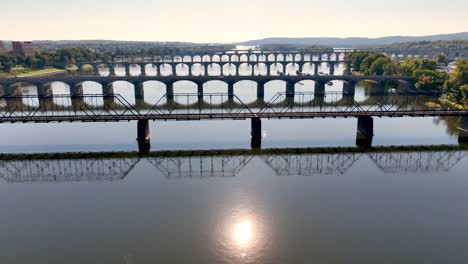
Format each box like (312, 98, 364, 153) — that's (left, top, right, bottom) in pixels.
(2, 0, 467, 43)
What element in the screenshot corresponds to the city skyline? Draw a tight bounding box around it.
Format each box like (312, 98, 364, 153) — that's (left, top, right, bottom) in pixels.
(1, 0, 467, 43)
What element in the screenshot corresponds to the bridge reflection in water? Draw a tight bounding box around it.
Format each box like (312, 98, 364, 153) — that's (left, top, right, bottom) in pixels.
(0, 147, 465, 183)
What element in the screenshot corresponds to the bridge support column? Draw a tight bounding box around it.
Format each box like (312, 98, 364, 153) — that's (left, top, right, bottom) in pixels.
(156, 65, 161, 76)
(343, 81, 356, 96)
(329, 63, 335, 76)
(38, 84, 54, 110)
(4, 84, 23, 110)
(103, 83, 115, 105)
(71, 84, 84, 109)
(458, 116, 468, 144)
(109, 66, 116, 76)
(286, 82, 295, 98)
(251, 117, 262, 149)
(140, 65, 146, 76)
(204, 64, 209, 76)
(137, 119, 151, 154)
(356, 116, 374, 148)
(315, 81, 325, 96)
(228, 83, 234, 99)
(94, 66, 100, 76)
(166, 83, 174, 100)
(235, 65, 239, 76)
(314, 63, 319, 75)
(197, 83, 203, 98)
(188, 65, 193, 76)
(135, 83, 145, 101)
(125, 65, 131, 76)
(257, 83, 264, 99)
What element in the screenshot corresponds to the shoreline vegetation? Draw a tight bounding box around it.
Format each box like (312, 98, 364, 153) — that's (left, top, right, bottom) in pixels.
(0, 144, 466, 161)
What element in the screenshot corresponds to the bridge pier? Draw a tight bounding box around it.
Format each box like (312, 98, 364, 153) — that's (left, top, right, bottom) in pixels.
(109, 66, 116, 76)
(137, 119, 151, 154)
(197, 83, 203, 98)
(356, 116, 374, 148)
(103, 83, 115, 105)
(166, 83, 174, 100)
(315, 81, 325, 96)
(458, 116, 468, 144)
(251, 117, 262, 149)
(156, 65, 161, 76)
(228, 83, 234, 99)
(314, 63, 319, 75)
(140, 65, 146, 76)
(343, 81, 356, 96)
(286, 82, 295, 98)
(257, 83, 264, 99)
(71, 84, 85, 108)
(135, 83, 145, 100)
(329, 63, 335, 76)
(125, 65, 131, 76)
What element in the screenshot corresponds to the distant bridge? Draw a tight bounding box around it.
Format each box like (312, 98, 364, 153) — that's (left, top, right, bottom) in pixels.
(0, 147, 466, 183)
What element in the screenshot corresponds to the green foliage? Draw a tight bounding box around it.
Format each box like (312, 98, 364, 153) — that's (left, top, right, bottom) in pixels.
(349, 51, 397, 75)
(437, 53, 448, 65)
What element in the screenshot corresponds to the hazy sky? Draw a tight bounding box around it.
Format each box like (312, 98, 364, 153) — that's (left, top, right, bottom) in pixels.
(1, 0, 467, 42)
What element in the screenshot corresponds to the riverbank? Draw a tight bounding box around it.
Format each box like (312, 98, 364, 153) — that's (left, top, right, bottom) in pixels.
(0, 67, 66, 78)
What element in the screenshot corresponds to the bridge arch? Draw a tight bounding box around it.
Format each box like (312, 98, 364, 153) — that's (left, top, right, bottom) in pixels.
(285, 54, 294, 62)
(254, 63, 268, 76)
(249, 54, 257, 62)
(294, 54, 302, 61)
(264, 80, 287, 101)
(303, 54, 311, 61)
(222, 63, 236, 76)
(182, 56, 192, 62)
(270, 63, 284, 76)
(230, 54, 239, 62)
(221, 55, 230, 62)
(140, 80, 167, 105)
(172, 80, 198, 105)
(267, 54, 276, 62)
(212, 55, 221, 62)
(238, 62, 253, 76)
(202, 55, 211, 62)
(239, 54, 249, 62)
(109, 80, 136, 105)
(233, 80, 258, 103)
(285, 63, 300, 75)
(173, 56, 183, 62)
(207, 63, 222, 76)
(276, 54, 285, 61)
(191, 63, 204, 76)
(193, 55, 202, 62)
(258, 54, 267, 62)
(175, 63, 190, 76)
(203, 80, 229, 104)
(160, 63, 174, 76)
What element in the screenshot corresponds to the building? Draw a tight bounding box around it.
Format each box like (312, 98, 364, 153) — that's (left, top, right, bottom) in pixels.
(0, 41, 6, 54)
(12, 41, 34, 57)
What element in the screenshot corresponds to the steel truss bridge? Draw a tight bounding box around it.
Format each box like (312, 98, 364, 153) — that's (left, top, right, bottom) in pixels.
(0, 148, 465, 183)
(0, 92, 465, 123)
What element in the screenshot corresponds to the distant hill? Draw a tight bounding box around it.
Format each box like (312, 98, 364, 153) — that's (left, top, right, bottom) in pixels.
(238, 32, 468, 48)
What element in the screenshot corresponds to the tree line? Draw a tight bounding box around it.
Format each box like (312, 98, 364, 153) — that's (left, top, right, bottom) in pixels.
(349, 51, 467, 103)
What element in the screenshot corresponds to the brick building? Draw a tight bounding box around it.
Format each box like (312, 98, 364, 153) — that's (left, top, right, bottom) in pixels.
(12, 41, 34, 57)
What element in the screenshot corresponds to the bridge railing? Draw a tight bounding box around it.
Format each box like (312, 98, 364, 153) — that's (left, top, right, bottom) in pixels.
(144, 93, 256, 119)
(260, 92, 467, 116)
(0, 94, 141, 121)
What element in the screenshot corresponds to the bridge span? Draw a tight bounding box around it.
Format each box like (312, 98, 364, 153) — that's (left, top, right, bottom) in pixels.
(0, 90, 466, 151)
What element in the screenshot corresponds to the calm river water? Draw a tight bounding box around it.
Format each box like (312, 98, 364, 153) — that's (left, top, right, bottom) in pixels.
(0, 63, 467, 263)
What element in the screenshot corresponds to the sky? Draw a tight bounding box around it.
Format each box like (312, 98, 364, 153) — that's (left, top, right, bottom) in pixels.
(1, 0, 467, 43)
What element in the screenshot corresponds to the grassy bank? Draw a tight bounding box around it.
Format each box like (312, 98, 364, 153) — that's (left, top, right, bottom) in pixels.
(1, 67, 66, 77)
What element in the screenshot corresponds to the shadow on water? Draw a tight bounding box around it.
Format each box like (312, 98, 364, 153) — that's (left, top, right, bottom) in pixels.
(0, 145, 466, 183)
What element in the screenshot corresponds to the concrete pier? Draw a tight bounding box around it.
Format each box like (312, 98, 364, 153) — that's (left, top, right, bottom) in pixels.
(251, 117, 262, 149)
(228, 83, 234, 99)
(137, 119, 151, 153)
(343, 81, 356, 96)
(356, 116, 374, 147)
(257, 83, 265, 99)
(135, 83, 145, 100)
(286, 82, 295, 98)
(315, 81, 325, 96)
(459, 116, 468, 144)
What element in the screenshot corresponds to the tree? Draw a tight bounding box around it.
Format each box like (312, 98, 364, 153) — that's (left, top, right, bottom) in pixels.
(436, 53, 448, 65)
